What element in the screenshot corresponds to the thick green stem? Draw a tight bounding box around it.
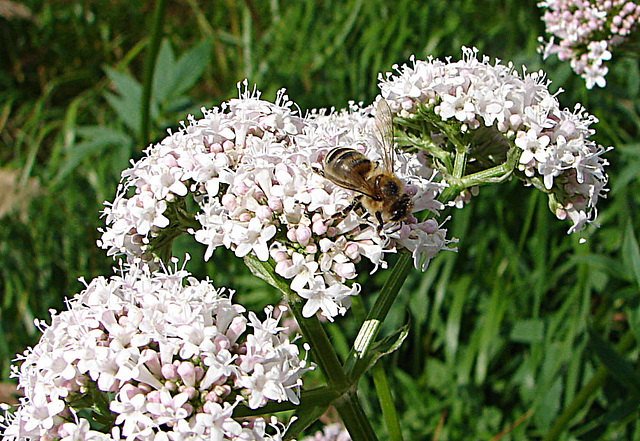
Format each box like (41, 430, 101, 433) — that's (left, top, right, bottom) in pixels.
(345, 253, 413, 377)
(288, 295, 378, 441)
(288, 300, 350, 391)
(334, 391, 380, 441)
(242, 256, 377, 441)
(140, 0, 167, 147)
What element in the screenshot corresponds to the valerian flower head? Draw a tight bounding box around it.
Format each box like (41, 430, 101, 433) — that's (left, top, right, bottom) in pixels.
(538, 0, 640, 88)
(0, 260, 308, 441)
(378, 47, 610, 234)
(99, 82, 454, 321)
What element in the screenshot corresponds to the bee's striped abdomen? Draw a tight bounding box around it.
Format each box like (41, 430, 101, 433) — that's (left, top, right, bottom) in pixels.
(324, 147, 372, 175)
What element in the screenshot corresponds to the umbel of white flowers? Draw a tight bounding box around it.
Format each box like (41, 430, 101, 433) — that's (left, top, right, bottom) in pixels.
(1, 259, 308, 441)
(98, 84, 453, 321)
(538, 0, 640, 88)
(98, 48, 609, 322)
(379, 47, 609, 231)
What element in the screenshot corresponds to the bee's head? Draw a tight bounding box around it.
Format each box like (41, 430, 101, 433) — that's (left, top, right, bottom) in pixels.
(376, 174, 402, 198)
(389, 194, 414, 222)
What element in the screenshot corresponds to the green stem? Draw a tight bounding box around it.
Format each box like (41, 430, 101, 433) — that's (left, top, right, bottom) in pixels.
(140, 0, 167, 147)
(287, 300, 350, 391)
(541, 330, 637, 441)
(334, 391, 380, 441)
(242, 255, 377, 440)
(372, 363, 404, 441)
(344, 253, 413, 378)
(350, 284, 404, 440)
(288, 295, 378, 441)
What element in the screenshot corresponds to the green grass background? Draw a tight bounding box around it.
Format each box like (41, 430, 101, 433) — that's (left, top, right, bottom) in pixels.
(1, 1, 640, 439)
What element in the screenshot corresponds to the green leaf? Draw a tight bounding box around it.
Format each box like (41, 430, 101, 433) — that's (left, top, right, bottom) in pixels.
(279, 387, 342, 440)
(621, 221, 640, 288)
(103, 66, 143, 135)
(168, 38, 213, 98)
(104, 66, 142, 101)
(445, 276, 469, 364)
(349, 322, 410, 382)
(52, 126, 132, 186)
(243, 254, 291, 297)
(588, 329, 640, 395)
(510, 319, 545, 344)
(152, 40, 176, 104)
(572, 397, 640, 438)
(104, 92, 141, 136)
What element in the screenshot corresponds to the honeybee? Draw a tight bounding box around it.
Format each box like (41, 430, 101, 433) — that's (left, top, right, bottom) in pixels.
(322, 99, 413, 229)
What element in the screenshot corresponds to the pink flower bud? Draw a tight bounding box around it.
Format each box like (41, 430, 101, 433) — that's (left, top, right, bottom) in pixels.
(226, 316, 247, 343)
(234, 182, 249, 195)
(204, 391, 219, 402)
(305, 243, 318, 254)
(215, 384, 232, 398)
(334, 262, 356, 279)
(327, 226, 337, 237)
(255, 205, 273, 221)
(238, 212, 252, 222)
(182, 402, 194, 416)
(146, 390, 162, 403)
(404, 184, 418, 196)
(222, 140, 234, 150)
(162, 154, 178, 168)
(295, 225, 312, 246)
(286, 228, 297, 242)
(210, 142, 223, 153)
(397, 224, 411, 239)
(268, 196, 283, 211)
(120, 383, 141, 400)
(141, 349, 162, 376)
(182, 386, 197, 399)
(213, 334, 231, 351)
(275, 259, 293, 277)
(162, 363, 178, 380)
(423, 219, 439, 234)
(177, 361, 197, 387)
(509, 113, 522, 128)
(221, 194, 237, 210)
(195, 366, 205, 381)
(345, 243, 360, 260)
(203, 401, 217, 413)
(313, 220, 328, 235)
(272, 250, 288, 262)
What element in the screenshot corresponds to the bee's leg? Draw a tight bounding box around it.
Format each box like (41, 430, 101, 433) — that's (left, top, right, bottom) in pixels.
(332, 195, 362, 220)
(375, 211, 384, 232)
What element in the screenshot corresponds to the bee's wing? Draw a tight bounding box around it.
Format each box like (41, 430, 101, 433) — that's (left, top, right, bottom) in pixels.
(373, 99, 395, 172)
(323, 170, 380, 201)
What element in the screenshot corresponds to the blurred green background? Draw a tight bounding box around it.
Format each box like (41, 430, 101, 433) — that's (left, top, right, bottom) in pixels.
(1, 0, 640, 439)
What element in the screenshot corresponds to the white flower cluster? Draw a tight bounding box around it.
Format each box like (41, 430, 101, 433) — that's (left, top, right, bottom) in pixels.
(1, 261, 308, 441)
(539, 0, 640, 88)
(378, 47, 610, 233)
(99, 83, 451, 321)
